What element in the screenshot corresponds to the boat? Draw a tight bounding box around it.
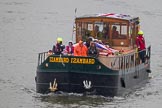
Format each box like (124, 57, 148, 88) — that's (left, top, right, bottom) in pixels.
(35, 13, 151, 97)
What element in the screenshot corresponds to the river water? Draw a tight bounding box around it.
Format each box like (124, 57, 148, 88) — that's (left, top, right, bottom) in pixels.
(0, 0, 162, 108)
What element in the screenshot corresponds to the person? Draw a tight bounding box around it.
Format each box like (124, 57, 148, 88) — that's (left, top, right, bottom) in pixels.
(112, 26, 119, 39)
(102, 24, 109, 39)
(98, 40, 103, 45)
(65, 41, 74, 55)
(74, 40, 88, 56)
(52, 37, 65, 55)
(136, 30, 146, 63)
(88, 41, 98, 57)
(47, 50, 53, 56)
(85, 37, 93, 48)
(94, 25, 99, 38)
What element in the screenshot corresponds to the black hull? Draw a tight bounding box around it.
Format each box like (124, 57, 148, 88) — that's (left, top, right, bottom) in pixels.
(36, 72, 119, 96)
(36, 64, 150, 97)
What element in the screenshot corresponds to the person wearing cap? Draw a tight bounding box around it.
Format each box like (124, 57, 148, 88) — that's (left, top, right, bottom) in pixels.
(136, 30, 146, 63)
(74, 40, 88, 56)
(52, 37, 65, 55)
(65, 41, 74, 55)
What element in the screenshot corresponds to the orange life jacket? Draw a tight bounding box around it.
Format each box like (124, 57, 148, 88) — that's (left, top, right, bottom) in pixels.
(74, 43, 88, 56)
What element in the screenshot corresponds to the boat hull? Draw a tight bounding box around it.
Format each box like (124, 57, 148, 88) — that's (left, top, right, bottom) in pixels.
(36, 71, 120, 96)
(35, 45, 151, 97)
(36, 64, 149, 96)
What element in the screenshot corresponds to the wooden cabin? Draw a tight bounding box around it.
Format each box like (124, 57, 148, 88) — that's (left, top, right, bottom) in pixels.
(75, 13, 140, 50)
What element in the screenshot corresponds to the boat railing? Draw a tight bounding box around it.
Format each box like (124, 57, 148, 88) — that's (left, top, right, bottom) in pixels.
(98, 45, 151, 70)
(37, 46, 151, 70)
(37, 51, 48, 66)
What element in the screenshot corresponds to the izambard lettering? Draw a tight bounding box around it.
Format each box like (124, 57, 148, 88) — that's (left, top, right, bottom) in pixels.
(49, 57, 95, 64)
(71, 58, 95, 64)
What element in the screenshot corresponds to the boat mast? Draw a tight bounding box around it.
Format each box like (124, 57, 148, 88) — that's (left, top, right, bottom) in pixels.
(72, 8, 77, 42)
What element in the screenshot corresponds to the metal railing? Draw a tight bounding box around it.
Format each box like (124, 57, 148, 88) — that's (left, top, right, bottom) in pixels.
(37, 52, 48, 66)
(37, 46, 151, 70)
(98, 45, 151, 70)
(120, 45, 150, 70)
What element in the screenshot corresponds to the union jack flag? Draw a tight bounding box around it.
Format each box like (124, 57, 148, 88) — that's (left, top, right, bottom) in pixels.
(97, 13, 130, 19)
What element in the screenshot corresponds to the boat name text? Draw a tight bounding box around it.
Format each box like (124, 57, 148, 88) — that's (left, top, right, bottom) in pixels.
(49, 57, 95, 64)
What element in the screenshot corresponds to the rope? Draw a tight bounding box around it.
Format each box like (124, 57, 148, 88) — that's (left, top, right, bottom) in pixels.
(60, 54, 65, 67)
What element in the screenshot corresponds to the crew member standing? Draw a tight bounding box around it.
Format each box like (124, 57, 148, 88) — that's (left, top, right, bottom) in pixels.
(88, 41, 98, 57)
(136, 30, 146, 63)
(52, 37, 65, 55)
(74, 40, 88, 56)
(65, 41, 74, 55)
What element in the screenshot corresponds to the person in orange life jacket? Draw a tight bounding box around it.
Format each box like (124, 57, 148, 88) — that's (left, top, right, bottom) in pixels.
(88, 41, 99, 57)
(74, 40, 88, 56)
(65, 41, 74, 55)
(136, 30, 146, 63)
(52, 37, 65, 55)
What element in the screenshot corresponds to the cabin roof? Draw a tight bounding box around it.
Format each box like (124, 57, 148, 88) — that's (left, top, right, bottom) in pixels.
(76, 13, 138, 22)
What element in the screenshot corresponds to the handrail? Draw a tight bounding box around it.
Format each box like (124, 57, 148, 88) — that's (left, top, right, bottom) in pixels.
(37, 46, 151, 70)
(118, 45, 151, 70)
(37, 52, 48, 66)
(98, 45, 151, 70)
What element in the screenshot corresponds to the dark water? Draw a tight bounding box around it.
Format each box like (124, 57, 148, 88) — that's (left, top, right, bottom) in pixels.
(0, 0, 162, 107)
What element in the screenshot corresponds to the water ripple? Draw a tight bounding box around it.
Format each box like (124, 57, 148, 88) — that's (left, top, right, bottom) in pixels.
(0, 1, 30, 6)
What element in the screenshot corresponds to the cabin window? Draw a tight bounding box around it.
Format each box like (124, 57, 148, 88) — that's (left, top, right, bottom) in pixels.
(129, 25, 133, 37)
(94, 22, 103, 39)
(112, 23, 127, 39)
(94, 22, 110, 40)
(76, 22, 82, 37)
(103, 23, 110, 40)
(129, 25, 134, 46)
(88, 24, 93, 31)
(81, 22, 92, 41)
(112, 24, 120, 39)
(76, 21, 110, 42)
(120, 24, 127, 39)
